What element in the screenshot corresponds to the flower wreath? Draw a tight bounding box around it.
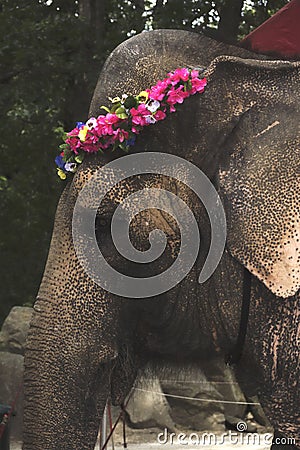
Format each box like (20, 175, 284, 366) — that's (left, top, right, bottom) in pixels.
(55, 68, 207, 179)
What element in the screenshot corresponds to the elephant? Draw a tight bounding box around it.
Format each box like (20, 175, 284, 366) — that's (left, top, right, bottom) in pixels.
(23, 29, 299, 449)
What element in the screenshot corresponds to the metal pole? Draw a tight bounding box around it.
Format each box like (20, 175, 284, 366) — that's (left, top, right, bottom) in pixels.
(100, 403, 108, 450)
(107, 402, 115, 450)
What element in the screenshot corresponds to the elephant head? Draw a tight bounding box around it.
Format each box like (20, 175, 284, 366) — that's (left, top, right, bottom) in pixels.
(89, 29, 299, 298)
(23, 30, 300, 450)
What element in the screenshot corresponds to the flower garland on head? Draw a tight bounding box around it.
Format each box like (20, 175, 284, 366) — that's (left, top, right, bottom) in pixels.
(55, 68, 207, 179)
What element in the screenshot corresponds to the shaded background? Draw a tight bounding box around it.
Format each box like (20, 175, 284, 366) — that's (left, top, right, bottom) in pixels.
(0, 0, 289, 324)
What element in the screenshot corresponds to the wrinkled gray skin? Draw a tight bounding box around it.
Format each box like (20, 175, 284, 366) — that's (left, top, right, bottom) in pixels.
(23, 30, 300, 449)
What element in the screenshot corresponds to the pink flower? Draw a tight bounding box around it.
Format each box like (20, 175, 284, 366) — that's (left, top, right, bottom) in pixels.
(168, 68, 190, 83)
(105, 113, 120, 124)
(149, 80, 170, 101)
(66, 129, 82, 154)
(113, 128, 129, 143)
(154, 110, 166, 121)
(167, 85, 190, 106)
(95, 113, 120, 136)
(67, 127, 80, 138)
(93, 115, 106, 136)
(100, 139, 114, 150)
(130, 104, 150, 126)
(79, 132, 101, 153)
(191, 77, 207, 95)
(81, 142, 98, 153)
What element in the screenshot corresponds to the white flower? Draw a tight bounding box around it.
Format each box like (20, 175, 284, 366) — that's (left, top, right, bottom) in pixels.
(121, 94, 128, 103)
(65, 162, 77, 173)
(145, 115, 157, 124)
(147, 100, 160, 113)
(86, 117, 97, 129)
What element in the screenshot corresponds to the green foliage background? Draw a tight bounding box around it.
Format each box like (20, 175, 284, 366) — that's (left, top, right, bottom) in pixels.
(0, 0, 288, 323)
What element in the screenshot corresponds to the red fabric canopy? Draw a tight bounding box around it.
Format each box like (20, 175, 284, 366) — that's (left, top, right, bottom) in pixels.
(241, 0, 300, 59)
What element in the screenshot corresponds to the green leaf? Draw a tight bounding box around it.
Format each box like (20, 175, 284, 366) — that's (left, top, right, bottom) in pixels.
(111, 104, 119, 113)
(63, 147, 73, 160)
(115, 106, 128, 119)
(0, 176, 9, 191)
(75, 153, 85, 164)
(116, 112, 128, 119)
(100, 105, 111, 114)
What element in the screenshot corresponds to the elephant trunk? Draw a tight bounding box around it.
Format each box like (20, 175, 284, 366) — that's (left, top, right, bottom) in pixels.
(23, 189, 119, 449)
(23, 295, 115, 450)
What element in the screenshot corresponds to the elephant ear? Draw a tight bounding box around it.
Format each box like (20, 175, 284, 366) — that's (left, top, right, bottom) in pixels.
(214, 57, 300, 298)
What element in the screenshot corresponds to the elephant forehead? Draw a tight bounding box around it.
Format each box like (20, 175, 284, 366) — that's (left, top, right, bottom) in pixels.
(71, 166, 196, 212)
(70, 166, 135, 210)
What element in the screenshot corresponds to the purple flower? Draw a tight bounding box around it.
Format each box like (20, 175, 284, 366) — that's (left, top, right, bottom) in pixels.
(55, 155, 66, 170)
(126, 137, 136, 146)
(76, 121, 85, 129)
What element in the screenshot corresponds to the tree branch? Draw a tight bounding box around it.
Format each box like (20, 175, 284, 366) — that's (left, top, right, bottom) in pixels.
(217, 0, 244, 43)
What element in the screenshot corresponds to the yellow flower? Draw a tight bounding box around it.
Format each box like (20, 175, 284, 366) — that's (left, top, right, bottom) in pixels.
(138, 91, 149, 102)
(57, 168, 67, 180)
(78, 125, 88, 141)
